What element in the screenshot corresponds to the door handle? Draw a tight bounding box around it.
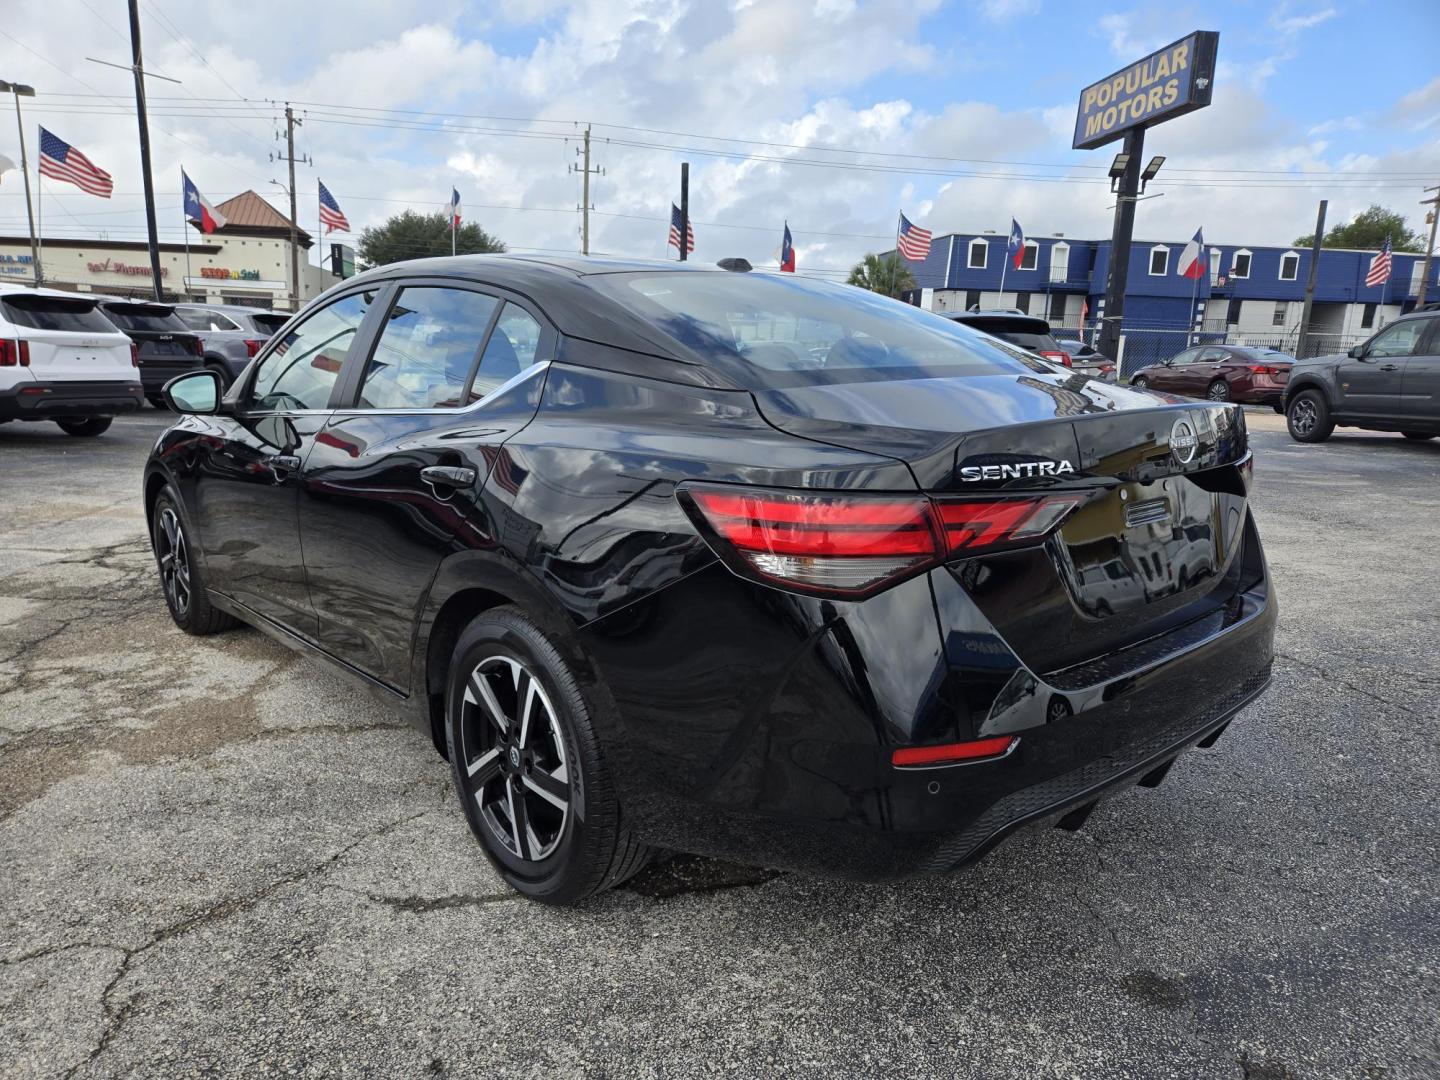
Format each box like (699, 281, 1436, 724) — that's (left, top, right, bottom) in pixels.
(1379, 363, 1400, 372)
(421, 465, 477, 489)
(266, 453, 301, 471)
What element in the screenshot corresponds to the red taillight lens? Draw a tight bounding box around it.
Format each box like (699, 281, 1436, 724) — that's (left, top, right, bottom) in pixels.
(893, 735, 1017, 767)
(1040, 350, 1072, 367)
(1248, 365, 1277, 375)
(190, 337, 204, 356)
(683, 486, 1083, 597)
(934, 495, 1084, 553)
(0, 340, 27, 366)
(243, 338, 264, 359)
(130, 342, 140, 367)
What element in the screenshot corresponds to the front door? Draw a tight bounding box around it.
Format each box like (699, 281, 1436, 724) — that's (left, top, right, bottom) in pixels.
(1152, 347, 1200, 393)
(1335, 319, 1422, 420)
(300, 284, 552, 690)
(188, 290, 380, 638)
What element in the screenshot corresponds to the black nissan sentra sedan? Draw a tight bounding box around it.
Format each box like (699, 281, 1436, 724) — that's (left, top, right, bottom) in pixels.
(144, 255, 1275, 904)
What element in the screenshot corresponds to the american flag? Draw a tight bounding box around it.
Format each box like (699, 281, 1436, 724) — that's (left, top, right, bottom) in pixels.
(38, 128, 112, 198)
(1365, 237, 1392, 288)
(896, 211, 932, 262)
(668, 203, 694, 253)
(318, 180, 349, 233)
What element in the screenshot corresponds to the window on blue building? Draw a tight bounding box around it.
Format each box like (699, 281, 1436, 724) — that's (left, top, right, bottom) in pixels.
(1232, 251, 1252, 279)
(1361, 303, 1376, 329)
(1279, 253, 1299, 281)
(1017, 242, 1037, 271)
(1148, 246, 1169, 276)
(967, 238, 988, 269)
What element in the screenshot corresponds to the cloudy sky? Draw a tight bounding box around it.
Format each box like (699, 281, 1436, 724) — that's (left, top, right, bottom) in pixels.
(1, 0, 1436, 276)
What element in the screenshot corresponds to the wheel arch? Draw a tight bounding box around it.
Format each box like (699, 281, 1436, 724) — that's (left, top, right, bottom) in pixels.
(1284, 373, 1331, 408)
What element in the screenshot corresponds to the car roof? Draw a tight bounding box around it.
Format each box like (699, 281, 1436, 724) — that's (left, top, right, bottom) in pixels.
(944, 311, 1052, 334)
(0, 285, 104, 301)
(175, 302, 281, 316)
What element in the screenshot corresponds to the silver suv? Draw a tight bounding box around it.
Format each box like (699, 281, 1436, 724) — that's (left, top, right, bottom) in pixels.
(174, 303, 290, 387)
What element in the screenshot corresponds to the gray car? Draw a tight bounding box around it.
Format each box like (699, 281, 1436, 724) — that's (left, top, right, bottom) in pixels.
(174, 303, 290, 387)
(1283, 307, 1440, 443)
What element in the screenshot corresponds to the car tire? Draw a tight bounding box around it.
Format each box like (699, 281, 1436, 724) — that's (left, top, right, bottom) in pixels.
(150, 486, 237, 635)
(1286, 389, 1334, 443)
(445, 605, 653, 904)
(1206, 379, 1230, 402)
(55, 416, 112, 437)
(1131, 376, 1149, 390)
(147, 394, 169, 410)
(1401, 432, 1435, 441)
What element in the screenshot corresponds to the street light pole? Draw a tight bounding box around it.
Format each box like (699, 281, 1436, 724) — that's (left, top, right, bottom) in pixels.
(125, 0, 164, 300)
(0, 80, 40, 286)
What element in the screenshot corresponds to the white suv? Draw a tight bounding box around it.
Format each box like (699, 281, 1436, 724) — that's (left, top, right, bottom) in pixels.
(0, 287, 144, 436)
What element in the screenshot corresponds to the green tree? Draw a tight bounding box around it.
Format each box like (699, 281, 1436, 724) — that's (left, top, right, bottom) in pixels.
(357, 209, 506, 268)
(847, 252, 916, 298)
(1294, 204, 1423, 252)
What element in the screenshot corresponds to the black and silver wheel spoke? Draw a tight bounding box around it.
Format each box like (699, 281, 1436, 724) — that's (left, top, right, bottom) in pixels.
(157, 508, 190, 614)
(459, 653, 571, 863)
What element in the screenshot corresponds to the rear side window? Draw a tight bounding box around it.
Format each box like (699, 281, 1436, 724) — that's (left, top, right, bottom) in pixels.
(102, 304, 188, 333)
(471, 304, 544, 399)
(179, 309, 239, 332)
(2, 296, 116, 333)
(357, 287, 499, 409)
(592, 272, 1043, 388)
(249, 313, 289, 335)
(250, 291, 375, 411)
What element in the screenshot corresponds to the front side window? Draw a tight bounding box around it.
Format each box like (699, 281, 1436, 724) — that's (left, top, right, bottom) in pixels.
(179, 309, 240, 332)
(357, 287, 499, 409)
(471, 304, 545, 399)
(1171, 348, 1201, 365)
(249, 291, 375, 411)
(1367, 320, 1426, 358)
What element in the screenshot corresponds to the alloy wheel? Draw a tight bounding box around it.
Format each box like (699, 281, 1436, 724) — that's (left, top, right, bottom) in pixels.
(156, 507, 191, 615)
(460, 656, 571, 863)
(1208, 381, 1229, 401)
(1291, 398, 1317, 436)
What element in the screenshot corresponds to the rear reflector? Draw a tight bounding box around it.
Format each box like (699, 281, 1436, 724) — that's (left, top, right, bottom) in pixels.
(683, 485, 1084, 598)
(893, 735, 1017, 767)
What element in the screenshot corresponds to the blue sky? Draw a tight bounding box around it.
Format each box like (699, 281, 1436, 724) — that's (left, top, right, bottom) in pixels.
(0, 1, 1436, 272)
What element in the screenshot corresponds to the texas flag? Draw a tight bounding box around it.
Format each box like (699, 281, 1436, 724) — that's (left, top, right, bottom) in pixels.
(779, 221, 795, 272)
(1178, 227, 1206, 280)
(1007, 218, 1025, 269)
(447, 187, 461, 230)
(182, 170, 227, 234)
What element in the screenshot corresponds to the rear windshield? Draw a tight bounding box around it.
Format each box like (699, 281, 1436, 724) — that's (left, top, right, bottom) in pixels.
(590, 272, 1046, 388)
(993, 330, 1065, 352)
(249, 313, 289, 335)
(102, 304, 188, 333)
(2, 295, 117, 333)
(1236, 348, 1294, 362)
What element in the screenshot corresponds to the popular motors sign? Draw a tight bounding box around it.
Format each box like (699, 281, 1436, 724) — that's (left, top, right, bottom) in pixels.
(1072, 31, 1219, 151)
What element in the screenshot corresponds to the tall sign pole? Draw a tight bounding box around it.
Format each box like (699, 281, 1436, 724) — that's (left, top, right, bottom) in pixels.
(1296, 200, 1327, 359)
(679, 162, 689, 263)
(1097, 129, 1143, 362)
(126, 0, 164, 300)
(1, 82, 41, 285)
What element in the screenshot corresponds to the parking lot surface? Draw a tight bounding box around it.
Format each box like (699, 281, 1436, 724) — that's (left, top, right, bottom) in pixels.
(1, 408, 1436, 1079)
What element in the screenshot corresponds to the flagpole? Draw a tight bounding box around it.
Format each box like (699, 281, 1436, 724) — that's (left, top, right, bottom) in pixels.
(35, 173, 42, 285)
(1190, 259, 1200, 345)
(998, 234, 1008, 304)
(451, 188, 456, 257)
(318, 182, 324, 280)
(181, 167, 191, 298)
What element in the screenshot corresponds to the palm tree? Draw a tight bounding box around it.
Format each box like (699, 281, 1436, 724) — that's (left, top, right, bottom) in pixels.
(847, 252, 916, 299)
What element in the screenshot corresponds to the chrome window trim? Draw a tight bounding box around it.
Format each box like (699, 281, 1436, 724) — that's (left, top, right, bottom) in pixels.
(326, 360, 552, 418)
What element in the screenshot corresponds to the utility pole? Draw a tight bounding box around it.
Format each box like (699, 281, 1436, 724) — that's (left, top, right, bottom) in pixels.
(0, 80, 39, 285)
(1096, 129, 1143, 364)
(571, 124, 603, 255)
(1417, 186, 1439, 308)
(126, 0, 163, 300)
(274, 105, 309, 312)
(679, 162, 689, 263)
(1296, 199, 1327, 360)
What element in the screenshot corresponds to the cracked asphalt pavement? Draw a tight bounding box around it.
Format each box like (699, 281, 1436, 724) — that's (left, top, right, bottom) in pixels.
(1, 409, 1437, 1079)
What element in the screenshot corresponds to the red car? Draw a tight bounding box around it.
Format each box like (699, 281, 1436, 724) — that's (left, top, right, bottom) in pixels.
(1131, 345, 1293, 408)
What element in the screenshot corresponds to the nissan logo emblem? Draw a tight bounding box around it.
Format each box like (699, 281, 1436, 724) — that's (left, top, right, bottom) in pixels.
(1171, 418, 1198, 465)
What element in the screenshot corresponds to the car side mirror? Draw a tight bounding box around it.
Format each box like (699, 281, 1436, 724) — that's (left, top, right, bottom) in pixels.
(164, 370, 222, 415)
(255, 413, 300, 453)
(1348, 345, 1365, 359)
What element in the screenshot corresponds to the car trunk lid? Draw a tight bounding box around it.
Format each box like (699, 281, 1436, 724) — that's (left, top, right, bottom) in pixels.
(1, 294, 135, 382)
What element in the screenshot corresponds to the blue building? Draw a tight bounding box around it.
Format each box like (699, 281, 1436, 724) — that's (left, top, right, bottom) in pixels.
(893, 231, 1436, 371)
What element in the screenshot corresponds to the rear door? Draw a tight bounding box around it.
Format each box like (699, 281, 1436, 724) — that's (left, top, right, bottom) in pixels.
(187, 288, 383, 637)
(1336, 320, 1420, 419)
(0, 294, 133, 381)
(1397, 318, 1440, 427)
(299, 281, 554, 690)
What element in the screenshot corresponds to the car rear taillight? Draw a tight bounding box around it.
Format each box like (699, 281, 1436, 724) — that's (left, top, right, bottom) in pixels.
(1099, 363, 1116, 373)
(189, 337, 204, 356)
(1039, 350, 1072, 367)
(1248, 365, 1280, 375)
(130, 342, 139, 367)
(682, 485, 1084, 598)
(243, 338, 264, 359)
(0, 340, 28, 366)
(893, 735, 1017, 768)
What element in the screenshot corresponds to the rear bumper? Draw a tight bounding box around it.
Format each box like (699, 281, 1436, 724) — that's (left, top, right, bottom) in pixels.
(0, 379, 145, 419)
(137, 358, 203, 392)
(580, 524, 1276, 881)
